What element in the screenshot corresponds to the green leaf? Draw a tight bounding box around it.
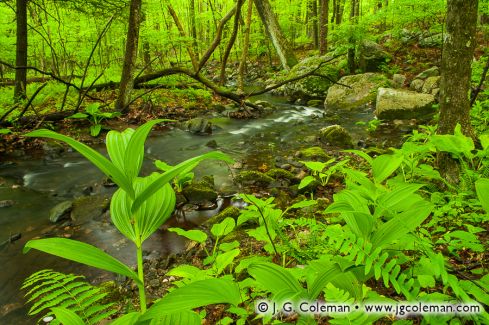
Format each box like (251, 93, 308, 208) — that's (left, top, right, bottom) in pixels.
(475, 178, 489, 214)
(110, 174, 176, 245)
(372, 153, 403, 183)
(23, 238, 140, 284)
(132, 151, 233, 214)
(248, 262, 304, 298)
(25, 129, 134, 198)
(290, 199, 317, 209)
(344, 149, 373, 165)
(140, 278, 241, 321)
(124, 119, 171, 183)
(85, 103, 101, 115)
(372, 201, 433, 248)
(298, 176, 315, 189)
(90, 124, 102, 137)
(69, 113, 89, 119)
(431, 125, 474, 157)
(106, 128, 135, 179)
(168, 228, 208, 244)
(214, 249, 240, 275)
(211, 217, 235, 238)
(51, 307, 85, 325)
(152, 310, 201, 325)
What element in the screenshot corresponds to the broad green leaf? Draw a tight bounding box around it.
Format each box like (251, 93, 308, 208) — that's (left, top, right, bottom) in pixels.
(111, 173, 176, 245)
(431, 125, 474, 157)
(306, 260, 345, 299)
(85, 103, 101, 115)
(25, 129, 134, 198)
(290, 199, 317, 209)
(23, 238, 140, 284)
(211, 217, 235, 238)
(475, 178, 489, 214)
(372, 201, 433, 248)
(377, 183, 425, 212)
(214, 248, 240, 275)
(167, 264, 209, 280)
(301, 161, 329, 173)
(248, 262, 304, 298)
(69, 113, 88, 119)
(344, 149, 373, 165)
(106, 128, 135, 179)
(153, 310, 201, 325)
(219, 240, 240, 252)
(480, 134, 489, 150)
(0, 128, 12, 134)
(140, 278, 241, 320)
(51, 307, 85, 325)
(124, 119, 171, 182)
(90, 124, 102, 137)
(298, 176, 315, 189)
(132, 151, 233, 214)
(372, 153, 403, 183)
(168, 228, 208, 243)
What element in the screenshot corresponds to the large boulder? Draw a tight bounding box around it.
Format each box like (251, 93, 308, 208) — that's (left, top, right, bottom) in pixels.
(279, 55, 342, 101)
(359, 40, 392, 72)
(374, 88, 436, 120)
(419, 33, 445, 48)
(324, 73, 391, 111)
(421, 76, 441, 95)
(415, 66, 440, 80)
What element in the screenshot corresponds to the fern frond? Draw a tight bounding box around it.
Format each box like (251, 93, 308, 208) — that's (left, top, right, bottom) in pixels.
(22, 269, 116, 324)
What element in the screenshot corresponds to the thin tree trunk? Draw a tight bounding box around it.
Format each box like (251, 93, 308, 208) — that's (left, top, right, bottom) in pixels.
(253, 0, 298, 70)
(220, 0, 245, 85)
(168, 4, 199, 70)
(347, 0, 357, 73)
(437, 0, 478, 184)
(238, 0, 253, 92)
(336, 0, 344, 25)
(116, 0, 142, 113)
(189, 0, 199, 59)
(15, 0, 28, 101)
(319, 0, 329, 55)
(308, 0, 319, 49)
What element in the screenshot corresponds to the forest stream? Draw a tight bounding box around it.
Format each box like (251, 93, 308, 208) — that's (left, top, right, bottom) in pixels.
(0, 94, 407, 323)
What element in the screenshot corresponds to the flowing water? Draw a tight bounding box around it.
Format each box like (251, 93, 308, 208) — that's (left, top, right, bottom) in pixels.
(0, 97, 399, 323)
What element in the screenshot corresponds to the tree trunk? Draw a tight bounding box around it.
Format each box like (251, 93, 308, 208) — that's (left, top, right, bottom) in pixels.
(238, 0, 253, 92)
(437, 0, 478, 184)
(347, 0, 358, 73)
(253, 0, 298, 70)
(14, 0, 28, 101)
(336, 0, 344, 25)
(319, 0, 329, 55)
(189, 0, 199, 59)
(116, 0, 142, 113)
(308, 0, 319, 49)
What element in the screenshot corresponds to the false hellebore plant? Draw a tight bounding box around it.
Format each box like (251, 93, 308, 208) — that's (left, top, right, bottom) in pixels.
(23, 120, 242, 324)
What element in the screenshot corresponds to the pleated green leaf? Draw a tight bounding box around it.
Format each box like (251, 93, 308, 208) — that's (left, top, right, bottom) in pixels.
(23, 238, 140, 284)
(248, 262, 304, 298)
(140, 278, 241, 321)
(306, 260, 345, 299)
(372, 201, 433, 248)
(109, 312, 141, 325)
(110, 173, 176, 244)
(152, 310, 201, 325)
(124, 119, 171, 182)
(25, 129, 134, 198)
(51, 307, 85, 325)
(131, 151, 233, 214)
(372, 153, 404, 184)
(475, 178, 489, 214)
(106, 128, 135, 178)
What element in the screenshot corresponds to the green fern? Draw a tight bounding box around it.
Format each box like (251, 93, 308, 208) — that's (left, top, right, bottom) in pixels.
(22, 269, 116, 324)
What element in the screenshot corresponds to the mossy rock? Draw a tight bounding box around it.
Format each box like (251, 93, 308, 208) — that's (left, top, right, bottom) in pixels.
(297, 146, 330, 161)
(319, 125, 353, 148)
(235, 170, 274, 186)
(205, 206, 241, 225)
(71, 195, 110, 222)
(324, 73, 391, 111)
(182, 181, 218, 203)
(266, 168, 296, 181)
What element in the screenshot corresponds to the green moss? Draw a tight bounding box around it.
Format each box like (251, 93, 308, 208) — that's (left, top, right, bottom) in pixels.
(266, 168, 295, 181)
(206, 206, 240, 225)
(236, 170, 274, 186)
(298, 146, 330, 161)
(182, 181, 217, 203)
